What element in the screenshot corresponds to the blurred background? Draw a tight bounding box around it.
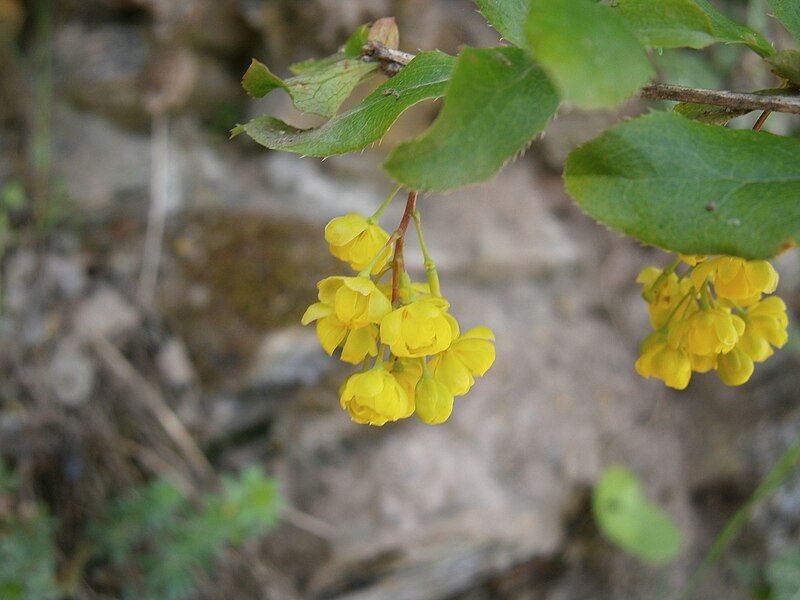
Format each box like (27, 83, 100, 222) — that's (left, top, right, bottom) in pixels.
(0, 0, 799, 598)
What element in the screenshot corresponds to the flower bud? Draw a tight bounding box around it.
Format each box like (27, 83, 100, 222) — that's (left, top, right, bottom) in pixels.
(637, 267, 694, 328)
(340, 367, 414, 426)
(635, 331, 692, 390)
(415, 375, 454, 425)
(717, 346, 754, 386)
(682, 308, 744, 356)
(325, 213, 391, 274)
(380, 297, 457, 358)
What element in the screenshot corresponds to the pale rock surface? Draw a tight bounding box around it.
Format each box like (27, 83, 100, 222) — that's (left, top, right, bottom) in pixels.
(74, 286, 140, 340)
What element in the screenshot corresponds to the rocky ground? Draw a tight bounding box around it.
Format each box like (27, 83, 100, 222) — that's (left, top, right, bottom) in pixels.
(1, 1, 800, 598)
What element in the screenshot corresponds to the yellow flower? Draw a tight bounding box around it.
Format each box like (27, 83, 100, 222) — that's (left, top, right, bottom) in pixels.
(679, 254, 706, 266)
(637, 267, 694, 328)
(301, 305, 380, 364)
(717, 346, 754, 386)
(635, 331, 692, 390)
(691, 257, 778, 301)
(689, 353, 717, 373)
(675, 307, 744, 356)
(391, 357, 424, 402)
(380, 297, 457, 358)
(428, 327, 495, 396)
(739, 297, 789, 362)
(318, 276, 391, 328)
(324, 213, 392, 274)
(339, 366, 414, 426)
(415, 375, 454, 425)
(301, 276, 391, 364)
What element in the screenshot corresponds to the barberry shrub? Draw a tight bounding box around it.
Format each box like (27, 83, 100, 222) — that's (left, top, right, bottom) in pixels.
(234, 1, 800, 423)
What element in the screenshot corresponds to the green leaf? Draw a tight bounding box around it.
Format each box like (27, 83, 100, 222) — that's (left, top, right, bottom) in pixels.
(618, 0, 716, 49)
(767, 0, 800, 44)
(525, 0, 653, 109)
(343, 24, 371, 58)
(233, 51, 455, 157)
(673, 88, 798, 125)
(766, 50, 800, 85)
(564, 112, 800, 259)
(1, 181, 27, 210)
(289, 24, 370, 74)
(384, 47, 558, 191)
(766, 548, 800, 600)
(692, 0, 775, 57)
(290, 17, 399, 74)
(242, 58, 377, 118)
(593, 467, 682, 565)
(242, 18, 402, 118)
(672, 102, 752, 125)
(655, 49, 723, 89)
(473, 0, 531, 47)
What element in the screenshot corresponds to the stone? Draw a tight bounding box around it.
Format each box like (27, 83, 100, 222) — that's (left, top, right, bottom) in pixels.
(54, 22, 151, 127)
(3, 249, 36, 314)
(260, 153, 382, 223)
(402, 161, 580, 277)
(273, 275, 696, 598)
(156, 338, 196, 389)
(53, 103, 151, 210)
(73, 286, 140, 339)
(247, 326, 332, 389)
(147, 0, 248, 53)
(43, 253, 87, 300)
(47, 338, 95, 406)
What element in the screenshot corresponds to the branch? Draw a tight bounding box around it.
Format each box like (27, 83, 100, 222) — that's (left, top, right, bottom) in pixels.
(363, 42, 800, 115)
(639, 84, 800, 115)
(391, 191, 418, 306)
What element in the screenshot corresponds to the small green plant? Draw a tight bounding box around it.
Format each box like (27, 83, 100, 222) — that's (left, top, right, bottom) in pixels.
(0, 460, 61, 600)
(91, 466, 279, 600)
(592, 466, 683, 565)
(733, 548, 800, 599)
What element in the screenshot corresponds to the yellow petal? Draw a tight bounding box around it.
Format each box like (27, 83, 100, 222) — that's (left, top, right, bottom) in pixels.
(430, 351, 473, 396)
(340, 326, 378, 364)
(318, 276, 344, 305)
(453, 338, 496, 376)
(461, 326, 495, 342)
(301, 302, 333, 325)
(324, 213, 367, 246)
(316, 316, 347, 355)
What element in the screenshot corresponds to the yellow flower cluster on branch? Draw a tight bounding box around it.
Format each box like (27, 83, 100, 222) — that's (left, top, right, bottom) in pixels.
(302, 188, 495, 426)
(635, 255, 787, 390)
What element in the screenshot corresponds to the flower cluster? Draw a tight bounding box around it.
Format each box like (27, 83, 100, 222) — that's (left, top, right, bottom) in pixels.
(635, 255, 788, 389)
(302, 189, 495, 426)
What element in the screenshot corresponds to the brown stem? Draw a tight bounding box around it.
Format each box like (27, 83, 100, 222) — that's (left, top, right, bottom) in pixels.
(363, 42, 800, 115)
(752, 110, 772, 131)
(391, 190, 418, 305)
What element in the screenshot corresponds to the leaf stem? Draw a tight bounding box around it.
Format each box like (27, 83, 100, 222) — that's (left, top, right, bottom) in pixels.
(369, 184, 402, 223)
(412, 209, 442, 297)
(752, 110, 771, 131)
